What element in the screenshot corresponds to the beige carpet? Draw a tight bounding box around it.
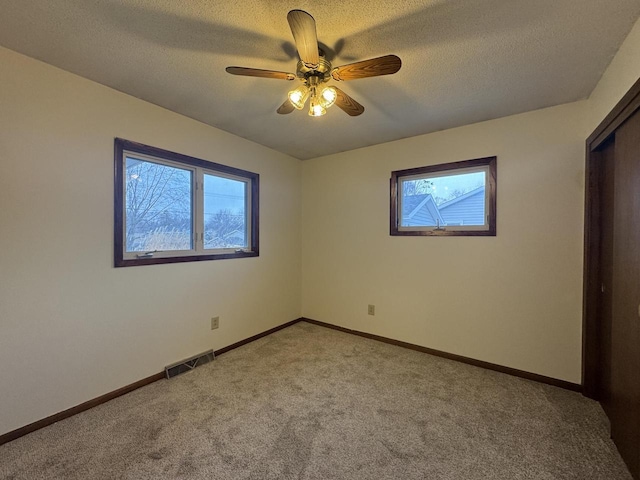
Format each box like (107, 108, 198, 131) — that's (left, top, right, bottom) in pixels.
(0, 321, 632, 479)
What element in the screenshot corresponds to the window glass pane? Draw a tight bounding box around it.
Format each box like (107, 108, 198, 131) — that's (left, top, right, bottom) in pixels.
(401, 170, 486, 227)
(125, 157, 193, 252)
(203, 174, 247, 249)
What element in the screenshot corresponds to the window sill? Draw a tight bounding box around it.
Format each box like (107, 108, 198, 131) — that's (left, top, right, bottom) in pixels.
(391, 230, 495, 237)
(115, 250, 259, 268)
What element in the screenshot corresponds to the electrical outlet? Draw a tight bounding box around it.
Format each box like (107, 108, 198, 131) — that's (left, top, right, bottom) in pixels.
(211, 316, 219, 330)
(368, 305, 375, 316)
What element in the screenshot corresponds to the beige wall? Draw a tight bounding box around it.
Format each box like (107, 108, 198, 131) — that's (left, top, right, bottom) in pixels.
(301, 102, 588, 383)
(588, 16, 640, 132)
(0, 46, 301, 436)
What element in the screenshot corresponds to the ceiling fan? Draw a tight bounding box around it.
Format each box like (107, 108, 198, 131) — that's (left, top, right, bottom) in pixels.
(225, 9, 402, 117)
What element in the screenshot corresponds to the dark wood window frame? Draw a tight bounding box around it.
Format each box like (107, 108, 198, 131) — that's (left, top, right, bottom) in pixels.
(114, 138, 259, 267)
(390, 156, 497, 236)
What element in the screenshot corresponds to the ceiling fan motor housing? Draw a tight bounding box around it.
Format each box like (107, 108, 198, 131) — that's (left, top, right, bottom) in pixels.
(297, 58, 332, 83)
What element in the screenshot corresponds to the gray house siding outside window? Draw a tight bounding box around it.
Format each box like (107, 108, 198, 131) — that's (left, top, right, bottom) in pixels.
(438, 186, 485, 225)
(402, 186, 485, 227)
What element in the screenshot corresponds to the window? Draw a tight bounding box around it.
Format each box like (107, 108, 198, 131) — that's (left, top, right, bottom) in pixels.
(114, 138, 259, 267)
(390, 156, 496, 236)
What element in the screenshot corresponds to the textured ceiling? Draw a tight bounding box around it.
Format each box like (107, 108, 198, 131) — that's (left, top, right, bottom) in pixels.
(0, 0, 639, 160)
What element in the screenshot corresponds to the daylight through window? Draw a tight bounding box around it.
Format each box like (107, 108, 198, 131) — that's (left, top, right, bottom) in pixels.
(115, 139, 259, 267)
(390, 156, 496, 236)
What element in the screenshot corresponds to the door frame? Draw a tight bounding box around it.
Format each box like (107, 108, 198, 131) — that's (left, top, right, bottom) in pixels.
(583, 77, 640, 398)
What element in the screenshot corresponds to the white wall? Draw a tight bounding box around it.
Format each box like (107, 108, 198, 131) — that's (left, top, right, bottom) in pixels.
(0, 46, 301, 436)
(301, 101, 589, 383)
(588, 16, 640, 131)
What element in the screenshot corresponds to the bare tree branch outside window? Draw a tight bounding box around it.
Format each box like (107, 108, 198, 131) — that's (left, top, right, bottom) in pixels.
(125, 159, 192, 251)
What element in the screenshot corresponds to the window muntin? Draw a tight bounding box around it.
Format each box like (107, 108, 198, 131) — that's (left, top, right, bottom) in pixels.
(115, 139, 259, 267)
(390, 156, 496, 236)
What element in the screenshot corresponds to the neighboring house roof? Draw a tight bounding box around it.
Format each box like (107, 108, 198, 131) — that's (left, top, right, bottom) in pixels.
(402, 186, 485, 227)
(402, 194, 445, 227)
(403, 194, 429, 214)
(437, 185, 485, 209)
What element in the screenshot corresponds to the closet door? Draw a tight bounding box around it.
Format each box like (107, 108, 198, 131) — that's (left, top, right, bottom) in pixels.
(610, 110, 640, 479)
(598, 139, 615, 417)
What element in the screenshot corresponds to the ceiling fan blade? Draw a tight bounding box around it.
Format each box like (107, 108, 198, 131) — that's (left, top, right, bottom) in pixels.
(226, 66, 296, 81)
(287, 10, 319, 68)
(277, 99, 295, 114)
(334, 87, 365, 116)
(331, 55, 401, 81)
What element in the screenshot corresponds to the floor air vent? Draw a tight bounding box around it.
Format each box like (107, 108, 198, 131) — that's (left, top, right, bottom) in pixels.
(165, 349, 215, 379)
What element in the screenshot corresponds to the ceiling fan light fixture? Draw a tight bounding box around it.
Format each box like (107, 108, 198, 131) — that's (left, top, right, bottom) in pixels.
(319, 86, 337, 108)
(309, 97, 326, 117)
(288, 85, 310, 110)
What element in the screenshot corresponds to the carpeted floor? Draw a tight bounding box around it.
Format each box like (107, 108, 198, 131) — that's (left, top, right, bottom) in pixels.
(0, 321, 632, 479)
